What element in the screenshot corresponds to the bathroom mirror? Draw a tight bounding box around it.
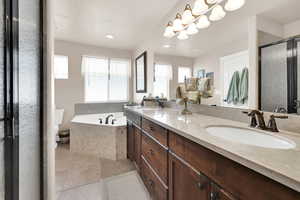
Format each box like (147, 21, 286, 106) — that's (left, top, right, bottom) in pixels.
(136, 51, 147, 93)
(139, 0, 300, 114)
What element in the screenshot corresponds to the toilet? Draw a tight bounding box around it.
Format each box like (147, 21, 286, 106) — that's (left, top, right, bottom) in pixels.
(54, 109, 64, 148)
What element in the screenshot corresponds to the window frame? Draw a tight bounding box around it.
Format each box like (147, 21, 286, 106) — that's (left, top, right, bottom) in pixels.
(178, 66, 192, 83)
(153, 63, 172, 99)
(83, 55, 130, 103)
(54, 54, 69, 79)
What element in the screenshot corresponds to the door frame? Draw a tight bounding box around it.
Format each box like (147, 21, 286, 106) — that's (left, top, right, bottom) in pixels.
(3, 0, 46, 199)
(3, 0, 20, 199)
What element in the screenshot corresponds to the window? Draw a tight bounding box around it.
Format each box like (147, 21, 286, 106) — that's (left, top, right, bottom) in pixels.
(178, 67, 192, 83)
(54, 55, 69, 79)
(153, 64, 172, 99)
(82, 56, 130, 102)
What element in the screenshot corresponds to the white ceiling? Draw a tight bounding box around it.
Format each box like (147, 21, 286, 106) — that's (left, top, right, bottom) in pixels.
(55, 0, 300, 57)
(54, 0, 180, 50)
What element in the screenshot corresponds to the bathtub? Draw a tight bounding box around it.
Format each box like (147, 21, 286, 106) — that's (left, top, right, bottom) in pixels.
(70, 112, 127, 160)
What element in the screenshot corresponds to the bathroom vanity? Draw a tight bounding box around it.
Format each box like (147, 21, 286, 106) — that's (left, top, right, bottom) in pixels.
(125, 107, 300, 200)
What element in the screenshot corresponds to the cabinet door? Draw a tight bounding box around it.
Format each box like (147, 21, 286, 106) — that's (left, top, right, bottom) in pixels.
(211, 184, 237, 200)
(133, 125, 142, 170)
(127, 121, 134, 161)
(169, 154, 210, 200)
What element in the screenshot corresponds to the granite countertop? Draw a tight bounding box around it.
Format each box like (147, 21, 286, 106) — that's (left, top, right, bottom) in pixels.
(125, 106, 300, 192)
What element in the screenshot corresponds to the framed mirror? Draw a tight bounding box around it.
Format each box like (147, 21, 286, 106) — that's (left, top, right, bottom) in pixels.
(136, 51, 147, 93)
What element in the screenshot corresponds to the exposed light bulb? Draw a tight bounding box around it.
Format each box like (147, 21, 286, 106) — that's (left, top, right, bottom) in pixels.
(182, 4, 195, 25)
(207, 0, 218, 4)
(196, 15, 211, 29)
(192, 0, 209, 16)
(177, 30, 189, 40)
(225, 0, 245, 11)
(164, 21, 175, 38)
(209, 5, 226, 21)
(173, 13, 184, 32)
(186, 23, 199, 35)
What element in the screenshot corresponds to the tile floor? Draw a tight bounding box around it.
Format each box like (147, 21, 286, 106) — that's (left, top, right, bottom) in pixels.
(56, 171, 151, 200)
(56, 144, 142, 200)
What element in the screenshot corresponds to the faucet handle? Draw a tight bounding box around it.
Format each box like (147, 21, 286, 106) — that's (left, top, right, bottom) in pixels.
(242, 111, 257, 128)
(267, 115, 288, 132)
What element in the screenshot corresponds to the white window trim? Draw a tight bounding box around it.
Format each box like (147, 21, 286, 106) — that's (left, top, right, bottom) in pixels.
(54, 55, 69, 79)
(82, 56, 131, 103)
(178, 66, 192, 83)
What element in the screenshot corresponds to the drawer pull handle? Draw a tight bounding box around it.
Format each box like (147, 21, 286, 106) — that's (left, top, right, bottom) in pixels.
(149, 126, 155, 131)
(149, 149, 155, 156)
(197, 182, 205, 190)
(210, 192, 219, 200)
(148, 179, 154, 187)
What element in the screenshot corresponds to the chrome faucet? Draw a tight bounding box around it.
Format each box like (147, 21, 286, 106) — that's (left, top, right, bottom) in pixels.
(105, 114, 114, 124)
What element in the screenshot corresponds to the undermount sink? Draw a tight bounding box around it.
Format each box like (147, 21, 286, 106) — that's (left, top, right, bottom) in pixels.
(206, 126, 296, 150)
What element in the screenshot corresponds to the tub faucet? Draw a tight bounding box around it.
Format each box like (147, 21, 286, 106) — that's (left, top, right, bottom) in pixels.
(105, 114, 114, 124)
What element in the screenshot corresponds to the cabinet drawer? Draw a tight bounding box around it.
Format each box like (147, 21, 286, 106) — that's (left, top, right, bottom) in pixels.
(141, 157, 168, 200)
(169, 132, 300, 200)
(142, 133, 168, 184)
(142, 118, 168, 147)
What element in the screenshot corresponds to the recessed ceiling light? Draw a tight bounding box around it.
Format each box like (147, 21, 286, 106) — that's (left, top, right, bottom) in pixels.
(163, 44, 171, 48)
(105, 34, 114, 39)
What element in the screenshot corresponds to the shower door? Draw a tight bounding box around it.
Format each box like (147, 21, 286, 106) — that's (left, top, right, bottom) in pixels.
(1, 0, 44, 199)
(297, 38, 300, 114)
(1, 0, 5, 199)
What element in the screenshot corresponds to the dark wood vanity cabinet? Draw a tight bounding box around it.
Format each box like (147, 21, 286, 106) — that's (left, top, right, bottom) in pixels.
(125, 110, 300, 200)
(169, 153, 210, 200)
(126, 121, 134, 161)
(211, 184, 237, 200)
(133, 125, 142, 171)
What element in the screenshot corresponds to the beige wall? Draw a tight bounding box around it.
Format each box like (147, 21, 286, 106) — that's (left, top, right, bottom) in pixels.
(55, 40, 133, 129)
(193, 38, 248, 106)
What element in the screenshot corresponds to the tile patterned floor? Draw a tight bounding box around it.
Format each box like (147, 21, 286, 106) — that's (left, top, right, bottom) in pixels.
(56, 144, 135, 193)
(56, 171, 151, 200)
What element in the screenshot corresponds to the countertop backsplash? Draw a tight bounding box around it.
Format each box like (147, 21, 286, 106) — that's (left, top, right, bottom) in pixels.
(164, 101, 300, 135)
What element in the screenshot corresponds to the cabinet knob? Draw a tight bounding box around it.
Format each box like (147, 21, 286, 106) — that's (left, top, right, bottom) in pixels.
(210, 192, 219, 200)
(149, 126, 155, 131)
(197, 182, 205, 190)
(149, 149, 155, 156)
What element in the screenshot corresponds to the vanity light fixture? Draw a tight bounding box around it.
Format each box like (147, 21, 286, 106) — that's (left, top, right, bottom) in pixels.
(209, 5, 226, 21)
(196, 15, 210, 29)
(192, 0, 209, 16)
(182, 4, 195, 25)
(163, 0, 245, 40)
(164, 21, 175, 38)
(225, 0, 245, 11)
(173, 13, 184, 32)
(186, 23, 199, 35)
(177, 30, 189, 40)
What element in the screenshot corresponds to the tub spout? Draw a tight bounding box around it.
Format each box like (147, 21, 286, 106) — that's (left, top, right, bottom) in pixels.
(105, 114, 114, 124)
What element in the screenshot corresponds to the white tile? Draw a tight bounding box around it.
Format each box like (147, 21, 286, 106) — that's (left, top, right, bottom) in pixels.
(58, 181, 107, 200)
(104, 171, 150, 200)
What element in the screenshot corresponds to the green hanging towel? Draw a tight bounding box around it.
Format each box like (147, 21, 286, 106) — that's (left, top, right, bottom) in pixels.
(226, 71, 240, 104)
(239, 67, 248, 104)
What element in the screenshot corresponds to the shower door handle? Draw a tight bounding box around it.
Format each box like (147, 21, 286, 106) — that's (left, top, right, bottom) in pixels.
(0, 118, 5, 121)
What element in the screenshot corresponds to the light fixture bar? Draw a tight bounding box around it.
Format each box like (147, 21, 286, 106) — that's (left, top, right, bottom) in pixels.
(164, 0, 245, 40)
(178, 0, 225, 33)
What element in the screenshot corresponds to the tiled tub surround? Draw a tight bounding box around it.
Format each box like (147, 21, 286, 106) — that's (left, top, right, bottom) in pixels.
(125, 106, 300, 192)
(70, 113, 127, 160)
